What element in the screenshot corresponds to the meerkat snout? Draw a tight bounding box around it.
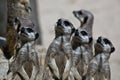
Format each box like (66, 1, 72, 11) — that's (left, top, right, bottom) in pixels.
(75, 29, 79, 36)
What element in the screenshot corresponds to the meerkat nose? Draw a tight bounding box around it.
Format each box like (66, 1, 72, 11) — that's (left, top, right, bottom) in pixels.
(75, 30, 79, 36)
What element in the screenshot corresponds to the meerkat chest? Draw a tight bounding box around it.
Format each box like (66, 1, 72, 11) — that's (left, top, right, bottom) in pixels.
(18, 43, 35, 60)
(73, 47, 81, 65)
(55, 40, 71, 55)
(95, 54, 108, 71)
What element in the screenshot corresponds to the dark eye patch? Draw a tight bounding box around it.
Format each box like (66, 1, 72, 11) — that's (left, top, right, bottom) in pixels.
(78, 11, 82, 15)
(81, 31, 87, 36)
(27, 28, 33, 32)
(97, 37, 101, 43)
(103, 39, 111, 44)
(64, 21, 71, 26)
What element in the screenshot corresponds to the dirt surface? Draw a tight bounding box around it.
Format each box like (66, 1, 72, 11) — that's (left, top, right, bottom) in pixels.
(0, 0, 120, 80)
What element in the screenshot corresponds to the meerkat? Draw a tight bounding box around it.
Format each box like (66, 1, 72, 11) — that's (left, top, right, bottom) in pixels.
(73, 9, 94, 57)
(45, 18, 75, 80)
(70, 29, 92, 80)
(4, 17, 34, 59)
(86, 36, 115, 80)
(7, 26, 40, 80)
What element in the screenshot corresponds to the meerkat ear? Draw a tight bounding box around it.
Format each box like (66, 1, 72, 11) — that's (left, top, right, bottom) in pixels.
(35, 32, 39, 40)
(110, 47, 115, 53)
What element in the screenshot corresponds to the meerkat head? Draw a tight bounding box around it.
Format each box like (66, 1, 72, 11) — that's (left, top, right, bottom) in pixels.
(18, 27, 39, 43)
(95, 36, 115, 54)
(14, 17, 34, 33)
(72, 29, 92, 44)
(73, 9, 93, 24)
(55, 18, 75, 36)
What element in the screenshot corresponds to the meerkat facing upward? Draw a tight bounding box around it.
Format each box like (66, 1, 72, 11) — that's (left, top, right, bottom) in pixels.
(7, 26, 39, 80)
(73, 10, 94, 68)
(4, 17, 34, 59)
(70, 29, 92, 80)
(45, 18, 75, 80)
(86, 37, 115, 80)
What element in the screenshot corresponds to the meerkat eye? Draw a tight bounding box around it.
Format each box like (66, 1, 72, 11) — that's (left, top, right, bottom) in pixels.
(27, 28, 33, 32)
(103, 39, 111, 44)
(64, 21, 71, 26)
(81, 31, 87, 36)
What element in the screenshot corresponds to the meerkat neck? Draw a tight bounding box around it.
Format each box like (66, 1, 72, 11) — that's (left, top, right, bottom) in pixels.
(71, 39, 81, 50)
(62, 35, 71, 42)
(21, 41, 34, 48)
(82, 12, 94, 26)
(55, 35, 71, 43)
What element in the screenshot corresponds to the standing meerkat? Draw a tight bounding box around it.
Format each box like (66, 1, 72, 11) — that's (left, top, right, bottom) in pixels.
(86, 36, 115, 80)
(70, 29, 92, 80)
(7, 26, 40, 80)
(45, 18, 75, 80)
(73, 9, 94, 57)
